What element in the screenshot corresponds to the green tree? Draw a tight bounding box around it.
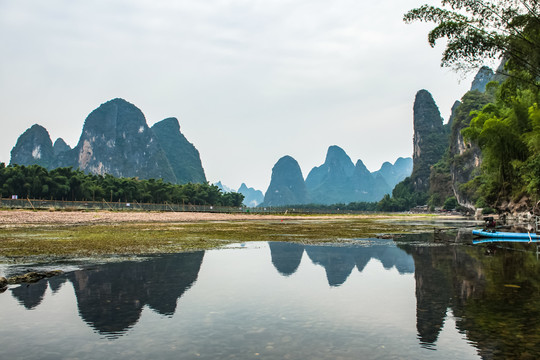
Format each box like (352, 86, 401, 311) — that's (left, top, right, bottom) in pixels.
(443, 196, 458, 210)
(404, 0, 540, 84)
(2, 163, 245, 207)
(405, 0, 540, 209)
(221, 192, 245, 207)
(460, 83, 538, 202)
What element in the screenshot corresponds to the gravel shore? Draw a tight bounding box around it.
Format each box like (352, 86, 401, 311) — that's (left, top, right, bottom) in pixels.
(0, 209, 290, 226)
(0, 209, 372, 227)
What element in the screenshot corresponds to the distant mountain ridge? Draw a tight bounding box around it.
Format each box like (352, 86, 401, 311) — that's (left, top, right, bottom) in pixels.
(262, 146, 412, 206)
(372, 157, 413, 190)
(9, 99, 411, 205)
(237, 183, 264, 207)
(214, 181, 264, 207)
(10, 98, 206, 184)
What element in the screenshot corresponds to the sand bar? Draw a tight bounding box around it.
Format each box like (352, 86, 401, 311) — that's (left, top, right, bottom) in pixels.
(0, 209, 386, 227)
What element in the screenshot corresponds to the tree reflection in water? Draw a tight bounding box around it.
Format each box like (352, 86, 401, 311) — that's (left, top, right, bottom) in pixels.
(4, 238, 540, 358)
(399, 238, 540, 357)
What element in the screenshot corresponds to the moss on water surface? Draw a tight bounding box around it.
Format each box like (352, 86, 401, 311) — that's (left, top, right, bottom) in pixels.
(0, 217, 442, 258)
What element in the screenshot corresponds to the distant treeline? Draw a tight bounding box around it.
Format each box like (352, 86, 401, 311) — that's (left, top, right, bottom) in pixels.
(0, 163, 244, 206)
(279, 187, 460, 213)
(272, 202, 380, 212)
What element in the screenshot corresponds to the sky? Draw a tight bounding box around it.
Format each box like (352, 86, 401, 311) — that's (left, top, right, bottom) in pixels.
(0, 0, 480, 192)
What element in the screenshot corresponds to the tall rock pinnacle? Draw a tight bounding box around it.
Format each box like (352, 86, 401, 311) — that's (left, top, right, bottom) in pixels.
(411, 90, 446, 192)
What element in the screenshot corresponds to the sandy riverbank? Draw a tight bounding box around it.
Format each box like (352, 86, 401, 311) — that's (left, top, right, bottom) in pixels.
(0, 209, 396, 227)
(0, 209, 284, 226)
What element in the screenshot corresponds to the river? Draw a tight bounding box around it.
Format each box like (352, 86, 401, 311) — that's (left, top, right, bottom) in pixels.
(1, 233, 539, 359)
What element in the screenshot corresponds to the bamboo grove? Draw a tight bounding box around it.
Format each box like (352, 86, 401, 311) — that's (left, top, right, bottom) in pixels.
(0, 163, 244, 207)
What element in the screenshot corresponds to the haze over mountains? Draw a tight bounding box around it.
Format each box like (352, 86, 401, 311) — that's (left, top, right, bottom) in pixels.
(214, 147, 412, 207)
(215, 181, 264, 207)
(262, 147, 412, 206)
(9, 97, 411, 207)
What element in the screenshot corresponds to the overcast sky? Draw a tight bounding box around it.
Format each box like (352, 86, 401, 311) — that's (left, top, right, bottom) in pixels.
(0, 0, 480, 192)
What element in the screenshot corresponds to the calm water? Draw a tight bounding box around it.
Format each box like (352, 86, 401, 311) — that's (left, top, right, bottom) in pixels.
(1, 236, 540, 359)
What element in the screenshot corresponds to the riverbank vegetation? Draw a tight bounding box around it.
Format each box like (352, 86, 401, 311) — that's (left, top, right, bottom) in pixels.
(385, 0, 540, 212)
(0, 213, 443, 258)
(0, 163, 244, 207)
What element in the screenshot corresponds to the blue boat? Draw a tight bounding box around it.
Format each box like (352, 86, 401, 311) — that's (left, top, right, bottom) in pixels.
(472, 229, 540, 240)
(473, 238, 540, 244)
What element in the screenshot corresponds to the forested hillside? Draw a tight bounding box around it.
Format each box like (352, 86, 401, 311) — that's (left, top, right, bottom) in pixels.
(10, 99, 207, 185)
(381, 0, 540, 213)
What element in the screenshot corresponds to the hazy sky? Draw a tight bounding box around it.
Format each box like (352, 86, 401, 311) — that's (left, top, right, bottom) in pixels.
(0, 0, 480, 192)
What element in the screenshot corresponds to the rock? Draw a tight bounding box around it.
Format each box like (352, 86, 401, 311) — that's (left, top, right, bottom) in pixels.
(263, 155, 309, 206)
(475, 208, 483, 220)
(0, 276, 7, 290)
(533, 201, 540, 216)
(446, 100, 462, 129)
(10, 124, 55, 168)
(52, 137, 71, 156)
(471, 66, 494, 92)
(73, 98, 176, 182)
(410, 90, 446, 192)
(151, 117, 206, 184)
(305, 145, 396, 204)
(305, 145, 357, 204)
(10, 98, 207, 185)
(7, 270, 63, 284)
(447, 90, 492, 209)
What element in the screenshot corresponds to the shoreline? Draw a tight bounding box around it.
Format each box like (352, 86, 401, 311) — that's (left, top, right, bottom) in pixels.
(0, 209, 470, 260)
(0, 209, 455, 227)
(0, 209, 297, 226)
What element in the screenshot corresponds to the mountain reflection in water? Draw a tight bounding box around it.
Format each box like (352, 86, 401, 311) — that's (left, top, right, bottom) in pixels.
(68, 252, 204, 337)
(2, 238, 540, 359)
(8, 251, 204, 338)
(269, 241, 414, 286)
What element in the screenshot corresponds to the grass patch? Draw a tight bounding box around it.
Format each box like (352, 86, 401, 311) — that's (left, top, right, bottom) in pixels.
(0, 217, 440, 259)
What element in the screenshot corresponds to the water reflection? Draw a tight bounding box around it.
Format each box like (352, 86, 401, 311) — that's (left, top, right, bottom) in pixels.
(401, 239, 540, 357)
(2, 238, 540, 359)
(11, 280, 48, 310)
(7, 251, 204, 337)
(9, 274, 68, 310)
(9, 241, 417, 335)
(268, 242, 304, 276)
(269, 241, 414, 286)
(402, 245, 458, 346)
(69, 252, 204, 336)
(48, 276, 67, 293)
